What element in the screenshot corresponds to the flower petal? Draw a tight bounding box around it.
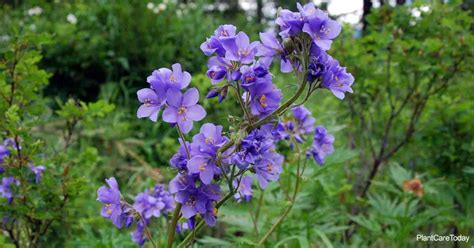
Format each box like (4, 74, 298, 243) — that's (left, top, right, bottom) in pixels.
(182, 88, 199, 106)
(162, 107, 178, 123)
(166, 90, 182, 107)
(186, 105, 206, 121)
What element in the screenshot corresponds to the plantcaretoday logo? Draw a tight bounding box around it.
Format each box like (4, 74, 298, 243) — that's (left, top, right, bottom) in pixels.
(416, 233, 470, 243)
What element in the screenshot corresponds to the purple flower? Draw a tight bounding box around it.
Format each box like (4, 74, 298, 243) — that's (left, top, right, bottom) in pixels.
(214, 24, 237, 39)
(233, 176, 253, 202)
(302, 10, 341, 51)
(187, 155, 220, 185)
(221, 32, 259, 64)
(0, 145, 10, 164)
(200, 25, 237, 57)
(254, 152, 284, 189)
(206, 65, 227, 83)
(201, 37, 225, 57)
(276, 9, 304, 38)
(162, 88, 206, 133)
(297, 2, 324, 21)
(97, 177, 132, 228)
(169, 173, 195, 195)
(0, 138, 17, 169)
(249, 82, 282, 117)
(232, 124, 277, 170)
(202, 201, 218, 226)
(206, 56, 240, 84)
(131, 220, 147, 247)
(133, 190, 165, 219)
(3, 138, 17, 148)
(274, 105, 315, 143)
(133, 184, 174, 220)
(147, 63, 191, 94)
(0, 177, 19, 203)
(136, 88, 166, 121)
(322, 59, 354, 99)
(199, 184, 221, 201)
(307, 126, 335, 165)
(307, 44, 331, 82)
(291, 106, 316, 142)
(177, 218, 195, 234)
(170, 140, 191, 171)
(191, 123, 228, 154)
(29, 164, 45, 183)
(257, 32, 293, 73)
(239, 63, 271, 90)
(176, 189, 208, 219)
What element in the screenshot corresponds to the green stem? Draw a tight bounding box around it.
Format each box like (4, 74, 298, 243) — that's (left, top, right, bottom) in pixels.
(255, 189, 265, 224)
(258, 145, 303, 245)
(166, 203, 182, 248)
(234, 85, 252, 124)
(176, 124, 191, 158)
(166, 125, 190, 248)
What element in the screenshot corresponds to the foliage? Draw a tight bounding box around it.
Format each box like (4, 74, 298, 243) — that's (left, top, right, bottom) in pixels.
(0, 30, 114, 247)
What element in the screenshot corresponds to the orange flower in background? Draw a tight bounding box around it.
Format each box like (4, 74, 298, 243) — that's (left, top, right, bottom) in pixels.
(403, 177, 424, 197)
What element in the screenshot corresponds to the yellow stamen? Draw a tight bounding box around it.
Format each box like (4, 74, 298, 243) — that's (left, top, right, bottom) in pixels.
(170, 74, 177, 82)
(259, 95, 268, 107)
(105, 203, 112, 215)
(205, 137, 214, 144)
(178, 106, 187, 115)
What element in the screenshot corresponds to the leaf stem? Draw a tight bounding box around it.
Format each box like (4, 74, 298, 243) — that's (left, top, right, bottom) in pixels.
(257, 144, 304, 245)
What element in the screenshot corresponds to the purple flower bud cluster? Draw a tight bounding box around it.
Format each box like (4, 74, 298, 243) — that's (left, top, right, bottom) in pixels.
(137, 63, 206, 133)
(201, 25, 282, 117)
(307, 126, 335, 165)
(97, 177, 175, 246)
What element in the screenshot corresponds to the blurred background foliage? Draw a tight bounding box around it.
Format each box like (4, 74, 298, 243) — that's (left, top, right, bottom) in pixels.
(0, 0, 473, 247)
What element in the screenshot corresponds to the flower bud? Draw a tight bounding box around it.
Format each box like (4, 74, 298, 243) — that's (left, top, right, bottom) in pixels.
(206, 89, 219, 99)
(283, 38, 295, 53)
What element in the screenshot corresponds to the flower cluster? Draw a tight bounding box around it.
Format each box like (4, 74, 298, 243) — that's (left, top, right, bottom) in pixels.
(97, 177, 175, 246)
(201, 25, 282, 117)
(307, 126, 335, 165)
(274, 2, 354, 99)
(100, 2, 352, 246)
(232, 124, 284, 189)
(132, 184, 175, 245)
(137, 63, 206, 133)
(0, 177, 19, 204)
(169, 123, 228, 226)
(273, 106, 316, 144)
(97, 177, 133, 229)
(0, 138, 46, 204)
